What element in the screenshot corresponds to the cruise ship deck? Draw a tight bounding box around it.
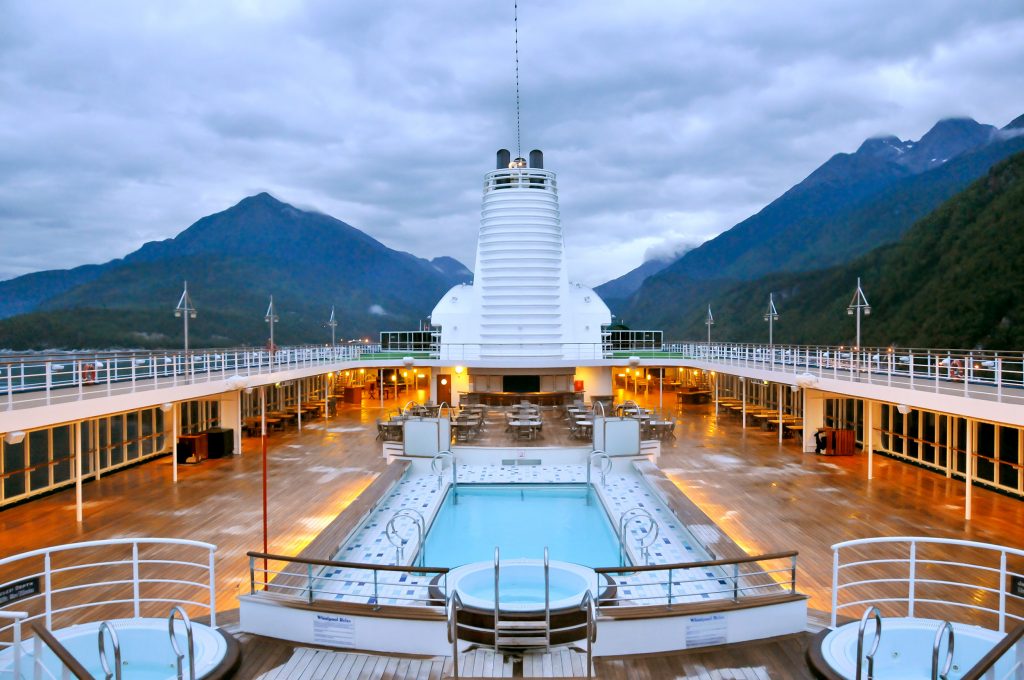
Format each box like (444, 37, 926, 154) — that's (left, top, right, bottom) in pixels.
(2, 390, 1021, 677)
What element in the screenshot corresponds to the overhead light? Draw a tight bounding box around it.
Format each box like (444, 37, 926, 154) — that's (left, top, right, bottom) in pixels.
(4, 431, 26, 445)
(896, 404, 911, 415)
(628, 356, 640, 367)
(455, 366, 464, 374)
(159, 403, 174, 412)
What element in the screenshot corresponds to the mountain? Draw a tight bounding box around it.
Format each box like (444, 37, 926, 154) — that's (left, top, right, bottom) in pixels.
(595, 257, 673, 303)
(0, 193, 470, 350)
(0, 264, 106, 318)
(610, 114, 1024, 330)
(670, 149, 1024, 349)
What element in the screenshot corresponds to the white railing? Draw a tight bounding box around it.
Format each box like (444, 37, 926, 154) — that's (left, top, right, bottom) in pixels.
(830, 536, 1024, 632)
(0, 537, 217, 663)
(0, 343, 383, 411)
(1, 340, 1022, 412)
(0, 611, 26, 677)
(670, 342, 1024, 405)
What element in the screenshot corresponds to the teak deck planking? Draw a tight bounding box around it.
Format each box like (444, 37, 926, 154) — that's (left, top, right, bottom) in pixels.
(2, 389, 1024, 675)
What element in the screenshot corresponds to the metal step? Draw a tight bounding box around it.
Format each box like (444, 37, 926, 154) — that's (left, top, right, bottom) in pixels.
(496, 621, 548, 631)
(495, 635, 549, 648)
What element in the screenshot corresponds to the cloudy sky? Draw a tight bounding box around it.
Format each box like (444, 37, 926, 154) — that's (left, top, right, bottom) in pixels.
(1, 1, 1022, 287)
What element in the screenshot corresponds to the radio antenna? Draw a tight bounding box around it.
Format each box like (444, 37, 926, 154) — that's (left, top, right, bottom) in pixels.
(514, 1, 522, 159)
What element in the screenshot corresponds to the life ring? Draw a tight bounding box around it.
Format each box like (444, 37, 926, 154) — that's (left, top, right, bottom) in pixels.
(82, 363, 97, 384)
(950, 359, 964, 381)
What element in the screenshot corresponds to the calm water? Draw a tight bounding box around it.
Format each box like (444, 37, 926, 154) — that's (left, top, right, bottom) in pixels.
(421, 484, 622, 568)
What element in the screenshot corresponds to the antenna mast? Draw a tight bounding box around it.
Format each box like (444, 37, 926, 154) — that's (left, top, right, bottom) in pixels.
(514, 1, 522, 158)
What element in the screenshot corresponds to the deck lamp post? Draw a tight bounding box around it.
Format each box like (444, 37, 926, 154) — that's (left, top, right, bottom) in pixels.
(847, 277, 871, 350)
(326, 306, 338, 347)
(174, 281, 197, 377)
(265, 296, 279, 360)
(705, 305, 714, 346)
(764, 292, 779, 348)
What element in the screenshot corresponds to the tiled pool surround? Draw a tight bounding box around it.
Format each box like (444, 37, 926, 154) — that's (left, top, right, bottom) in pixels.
(317, 462, 741, 606)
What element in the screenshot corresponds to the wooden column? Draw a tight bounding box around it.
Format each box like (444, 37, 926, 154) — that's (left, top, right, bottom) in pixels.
(866, 399, 874, 480)
(965, 417, 974, 521)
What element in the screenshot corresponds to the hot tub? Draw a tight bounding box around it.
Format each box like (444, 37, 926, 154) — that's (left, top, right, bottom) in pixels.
(0, 617, 237, 680)
(814, 617, 1004, 679)
(448, 559, 599, 612)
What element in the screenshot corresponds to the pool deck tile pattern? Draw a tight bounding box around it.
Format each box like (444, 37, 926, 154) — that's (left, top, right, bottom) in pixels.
(314, 463, 754, 607)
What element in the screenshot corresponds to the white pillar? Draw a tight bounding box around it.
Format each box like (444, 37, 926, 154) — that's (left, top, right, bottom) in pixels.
(741, 378, 747, 428)
(297, 380, 303, 431)
(714, 373, 719, 419)
(802, 389, 826, 453)
(777, 384, 783, 443)
(965, 418, 974, 521)
(217, 391, 242, 456)
(866, 399, 874, 480)
(172, 405, 178, 483)
(75, 421, 83, 523)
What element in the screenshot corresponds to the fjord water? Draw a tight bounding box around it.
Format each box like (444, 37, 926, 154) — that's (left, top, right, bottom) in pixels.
(421, 484, 622, 568)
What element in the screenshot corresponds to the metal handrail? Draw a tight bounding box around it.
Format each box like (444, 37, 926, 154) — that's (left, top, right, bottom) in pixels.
(493, 546, 500, 652)
(448, 590, 464, 678)
(579, 591, 596, 679)
(855, 606, 882, 680)
(431, 450, 457, 496)
(98, 620, 122, 680)
(931, 620, 954, 680)
(168, 605, 195, 680)
(960, 623, 1024, 679)
(384, 509, 426, 566)
(587, 450, 612, 490)
(543, 547, 551, 652)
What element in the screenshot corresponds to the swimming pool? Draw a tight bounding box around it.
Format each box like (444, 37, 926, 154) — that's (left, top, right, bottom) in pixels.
(421, 484, 622, 568)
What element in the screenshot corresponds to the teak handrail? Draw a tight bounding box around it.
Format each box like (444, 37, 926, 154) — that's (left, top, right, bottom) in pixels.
(246, 551, 450, 574)
(593, 550, 798, 575)
(28, 621, 91, 679)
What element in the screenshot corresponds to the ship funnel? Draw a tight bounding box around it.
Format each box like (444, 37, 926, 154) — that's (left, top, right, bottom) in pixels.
(496, 149, 511, 169)
(529, 149, 544, 169)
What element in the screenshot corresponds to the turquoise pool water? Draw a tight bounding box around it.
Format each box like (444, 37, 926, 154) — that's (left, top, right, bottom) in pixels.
(421, 484, 622, 568)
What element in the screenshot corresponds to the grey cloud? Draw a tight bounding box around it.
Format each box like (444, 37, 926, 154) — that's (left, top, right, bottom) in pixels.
(0, 1, 1022, 287)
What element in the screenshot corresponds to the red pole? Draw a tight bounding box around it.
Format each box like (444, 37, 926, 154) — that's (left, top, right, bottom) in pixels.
(261, 387, 268, 586)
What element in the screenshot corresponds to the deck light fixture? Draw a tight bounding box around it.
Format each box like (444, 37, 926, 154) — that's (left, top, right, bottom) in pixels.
(265, 296, 279, 350)
(847, 277, 871, 350)
(705, 305, 714, 344)
(4, 431, 26, 445)
(764, 293, 779, 347)
(325, 306, 338, 346)
(174, 281, 197, 374)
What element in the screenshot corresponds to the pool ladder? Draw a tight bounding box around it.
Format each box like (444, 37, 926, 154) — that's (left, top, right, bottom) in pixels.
(854, 607, 954, 680)
(856, 606, 882, 680)
(586, 450, 611, 497)
(431, 450, 457, 498)
(168, 606, 196, 680)
(386, 508, 427, 566)
(492, 546, 551, 653)
(617, 507, 659, 566)
(98, 621, 121, 680)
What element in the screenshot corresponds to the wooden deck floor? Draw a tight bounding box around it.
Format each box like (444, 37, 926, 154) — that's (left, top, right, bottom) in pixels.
(2, 389, 1023, 676)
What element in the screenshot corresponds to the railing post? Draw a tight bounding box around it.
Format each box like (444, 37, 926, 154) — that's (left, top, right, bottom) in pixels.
(996, 355, 1002, 401)
(45, 361, 52, 406)
(132, 542, 141, 618)
(249, 555, 256, 595)
(831, 548, 839, 628)
(307, 563, 315, 604)
(732, 562, 739, 602)
(999, 551, 1007, 633)
(6, 364, 12, 411)
(790, 555, 798, 594)
(208, 547, 217, 627)
(908, 540, 917, 617)
(667, 567, 673, 608)
(372, 569, 380, 610)
(44, 552, 53, 628)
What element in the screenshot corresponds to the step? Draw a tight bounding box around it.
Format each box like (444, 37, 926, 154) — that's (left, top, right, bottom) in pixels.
(496, 621, 550, 631)
(496, 636, 550, 648)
